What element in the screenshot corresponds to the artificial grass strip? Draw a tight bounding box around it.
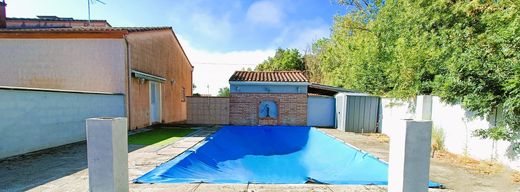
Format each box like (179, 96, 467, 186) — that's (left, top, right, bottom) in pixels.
(128, 128, 195, 146)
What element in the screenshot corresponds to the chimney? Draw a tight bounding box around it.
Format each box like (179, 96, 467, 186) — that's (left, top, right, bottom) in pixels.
(0, 1, 6, 28)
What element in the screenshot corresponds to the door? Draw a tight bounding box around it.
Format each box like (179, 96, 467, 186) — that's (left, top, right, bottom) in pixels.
(335, 94, 344, 130)
(150, 81, 161, 124)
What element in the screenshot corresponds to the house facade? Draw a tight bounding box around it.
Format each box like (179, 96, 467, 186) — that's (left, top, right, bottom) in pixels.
(126, 29, 193, 129)
(0, 27, 192, 159)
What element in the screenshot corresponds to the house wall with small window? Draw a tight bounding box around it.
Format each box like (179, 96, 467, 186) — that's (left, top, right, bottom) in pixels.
(126, 30, 193, 129)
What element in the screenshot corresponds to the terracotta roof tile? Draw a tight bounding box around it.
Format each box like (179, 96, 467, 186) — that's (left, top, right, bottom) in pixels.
(229, 71, 308, 82)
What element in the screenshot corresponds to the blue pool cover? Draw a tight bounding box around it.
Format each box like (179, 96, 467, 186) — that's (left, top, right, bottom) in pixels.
(136, 126, 441, 187)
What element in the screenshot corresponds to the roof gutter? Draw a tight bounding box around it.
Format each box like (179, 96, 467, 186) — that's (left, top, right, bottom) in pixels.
(124, 35, 131, 130)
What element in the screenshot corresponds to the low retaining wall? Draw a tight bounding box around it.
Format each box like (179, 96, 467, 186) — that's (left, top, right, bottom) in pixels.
(0, 88, 125, 159)
(187, 96, 229, 125)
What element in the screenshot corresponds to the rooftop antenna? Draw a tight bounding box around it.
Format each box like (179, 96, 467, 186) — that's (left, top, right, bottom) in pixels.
(87, 0, 105, 26)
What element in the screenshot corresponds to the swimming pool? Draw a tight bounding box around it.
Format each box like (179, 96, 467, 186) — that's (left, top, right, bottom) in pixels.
(136, 126, 441, 187)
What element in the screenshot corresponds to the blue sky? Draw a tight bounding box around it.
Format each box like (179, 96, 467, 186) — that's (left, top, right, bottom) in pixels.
(7, 0, 345, 94)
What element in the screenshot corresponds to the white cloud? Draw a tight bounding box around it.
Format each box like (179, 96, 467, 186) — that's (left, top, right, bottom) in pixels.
(270, 18, 331, 51)
(167, 1, 237, 44)
(178, 37, 275, 95)
(246, 0, 284, 27)
(288, 26, 330, 51)
(189, 12, 233, 41)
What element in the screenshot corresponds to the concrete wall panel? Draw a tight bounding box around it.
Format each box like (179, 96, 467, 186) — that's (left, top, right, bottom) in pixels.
(307, 96, 335, 127)
(0, 89, 125, 159)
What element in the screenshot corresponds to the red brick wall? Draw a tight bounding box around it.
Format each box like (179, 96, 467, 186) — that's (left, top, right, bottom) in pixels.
(230, 93, 307, 125)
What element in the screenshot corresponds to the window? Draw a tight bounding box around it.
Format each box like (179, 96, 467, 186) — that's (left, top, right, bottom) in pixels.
(181, 87, 186, 102)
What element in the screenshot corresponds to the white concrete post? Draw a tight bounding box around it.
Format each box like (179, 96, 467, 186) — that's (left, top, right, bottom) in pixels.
(388, 120, 432, 192)
(415, 95, 432, 120)
(86, 117, 128, 192)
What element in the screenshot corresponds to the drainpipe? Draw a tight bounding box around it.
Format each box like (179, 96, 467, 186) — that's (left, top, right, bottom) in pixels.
(191, 66, 194, 95)
(124, 35, 132, 130)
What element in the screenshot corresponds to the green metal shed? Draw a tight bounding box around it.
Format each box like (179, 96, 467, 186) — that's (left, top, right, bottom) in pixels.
(335, 92, 381, 133)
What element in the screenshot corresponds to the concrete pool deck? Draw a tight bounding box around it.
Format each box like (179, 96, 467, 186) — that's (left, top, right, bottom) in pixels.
(0, 126, 518, 191)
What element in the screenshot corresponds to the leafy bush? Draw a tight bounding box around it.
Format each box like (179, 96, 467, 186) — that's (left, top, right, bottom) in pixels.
(305, 0, 520, 142)
(432, 125, 446, 152)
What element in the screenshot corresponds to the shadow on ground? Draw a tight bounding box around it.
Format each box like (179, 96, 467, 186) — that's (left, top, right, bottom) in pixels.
(0, 142, 88, 191)
(0, 127, 197, 191)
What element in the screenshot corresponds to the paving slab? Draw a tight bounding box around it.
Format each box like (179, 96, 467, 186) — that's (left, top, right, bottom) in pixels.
(195, 184, 248, 192)
(247, 184, 332, 192)
(170, 140, 202, 148)
(130, 183, 199, 192)
(156, 146, 190, 156)
(327, 185, 385, 192)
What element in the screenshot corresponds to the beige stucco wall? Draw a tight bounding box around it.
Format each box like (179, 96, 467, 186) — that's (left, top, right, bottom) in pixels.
(0, 39, 126, 93)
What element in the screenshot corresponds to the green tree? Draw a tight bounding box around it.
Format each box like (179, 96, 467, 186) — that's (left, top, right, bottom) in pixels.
(308, 0, 520, 143)
(255, 48, 305, 71)
(432, 0, 520, 142)
(217, 87, 230, 97)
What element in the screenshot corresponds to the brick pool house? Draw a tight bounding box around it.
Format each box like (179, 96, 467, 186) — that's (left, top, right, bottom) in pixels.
(188, 71, 359, 127)
(229, 71, 310, 125)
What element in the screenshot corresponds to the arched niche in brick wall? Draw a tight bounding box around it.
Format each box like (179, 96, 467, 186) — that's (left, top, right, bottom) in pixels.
(259, 100, 278, 119)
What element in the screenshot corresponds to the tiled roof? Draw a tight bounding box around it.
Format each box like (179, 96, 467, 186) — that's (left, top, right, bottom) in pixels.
(229, 71, 309, 82)
(0, 26, 172, 33)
